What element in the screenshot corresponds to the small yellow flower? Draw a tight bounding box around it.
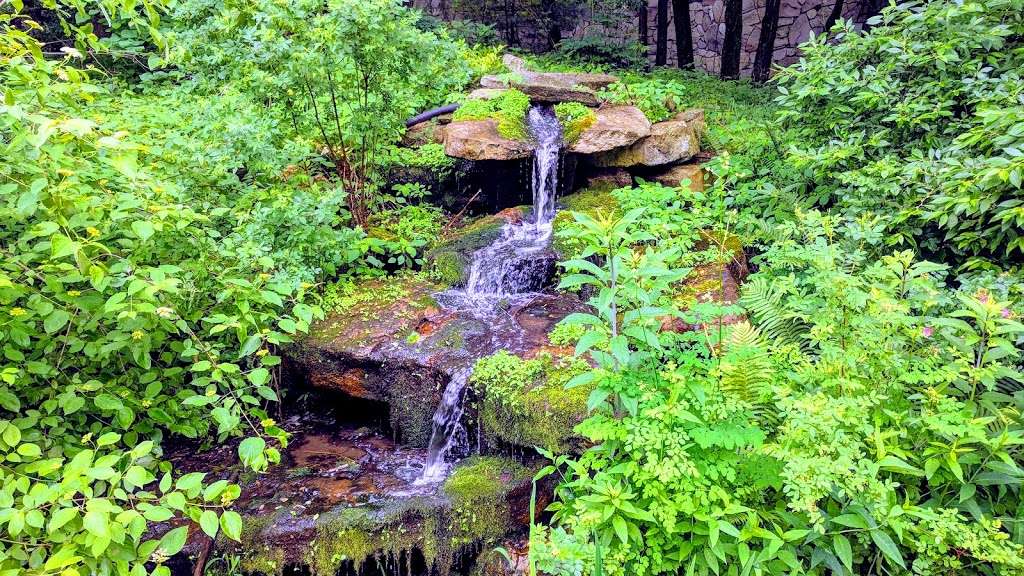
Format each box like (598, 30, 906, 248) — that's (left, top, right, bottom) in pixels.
(81, 432, 92, 443)
(205, 388, 216, 397)
(57, 168, 75, 177)
(67, 290, 81, 297)
(141, 399, 152, 408)
(300, 282, 313, 289)
(261, 418, 276, 428)
(256, 349, 269, 357)
(86, 227, 100, 237)
(131, 330, 144, 341)
(9, 307, 26, 317)
(259, 273, 271, 281)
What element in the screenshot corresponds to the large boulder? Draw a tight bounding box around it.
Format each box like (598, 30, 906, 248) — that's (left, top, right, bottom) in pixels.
(568, 105, 650, 154)
(443, 119, 535, 161)
(592, 108, 705, 167)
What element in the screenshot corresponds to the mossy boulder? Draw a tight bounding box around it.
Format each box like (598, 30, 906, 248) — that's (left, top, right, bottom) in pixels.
(289, 274, 449, 446)
(426, 209, 527, 287)
(470, 351, 593, 454)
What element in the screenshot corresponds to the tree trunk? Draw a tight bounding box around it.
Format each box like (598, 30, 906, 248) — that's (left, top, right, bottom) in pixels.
(639, 1, 648, 46)
(751, 0, 780, 83)
(655, 0, 669, 65)
(720, 0, 743, 79)
(823, 0, 845, 34)
(671, 0, 693, 68)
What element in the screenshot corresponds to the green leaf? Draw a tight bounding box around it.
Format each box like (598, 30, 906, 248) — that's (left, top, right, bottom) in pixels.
(83, 510, 109, 538)
(47, 508, 78, 534)
(612, 516, 628, 544)
(51, 234, 78, 259)
(94, 394, 124, 411)
(833, 533, 852, 572)
(238, 436, 265, 466)
(247, 368, 270, 387)
(831, 514, 869, 530)
(220, 511, 242, 541)
(131, 220, 155, 241)
(96, 432, 121, 447)
(43, 310, 70, 334)
(239, 334, 262, 357)
(870, 529, 905, 569)
(199, 510, 219, 538)
(159, 526, 189, 555)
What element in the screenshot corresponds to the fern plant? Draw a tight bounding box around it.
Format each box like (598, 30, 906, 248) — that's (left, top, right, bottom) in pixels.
(717, 322, 779, 428)
(738, 276, 809, 348)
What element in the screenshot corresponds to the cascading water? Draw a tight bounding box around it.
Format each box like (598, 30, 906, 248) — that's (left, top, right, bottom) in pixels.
(418, 106, 564, 482)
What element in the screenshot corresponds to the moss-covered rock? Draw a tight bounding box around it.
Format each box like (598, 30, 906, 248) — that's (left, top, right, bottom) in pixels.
(289, 274, 448, 446)
(471, 352, 592, 454)
(426, 209, 526, 286)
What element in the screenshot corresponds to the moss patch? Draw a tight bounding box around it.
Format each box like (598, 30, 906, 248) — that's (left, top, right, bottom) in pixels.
(471, 352, 592, 453)
(553, 102, 597, 146)
(426, 214, 510, 286)
(444, 457, 531, 547)
(453, 89, 531, 141)
(307, 500, 438, 576)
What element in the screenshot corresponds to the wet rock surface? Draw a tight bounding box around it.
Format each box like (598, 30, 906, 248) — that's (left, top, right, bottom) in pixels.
(288, 268, 589, 450)
(161, 411, 541, 576)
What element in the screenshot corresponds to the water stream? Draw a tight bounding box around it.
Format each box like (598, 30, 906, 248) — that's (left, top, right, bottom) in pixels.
(418, 106, 564, 482)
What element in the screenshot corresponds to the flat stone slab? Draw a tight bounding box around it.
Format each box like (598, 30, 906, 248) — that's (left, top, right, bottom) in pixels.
(480, 70, 617, 106)
(443, 119, 535, 161)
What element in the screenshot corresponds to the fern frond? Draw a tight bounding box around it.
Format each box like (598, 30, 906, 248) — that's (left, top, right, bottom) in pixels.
(738, 277, 808, 347)
(719, 322, 779, 428)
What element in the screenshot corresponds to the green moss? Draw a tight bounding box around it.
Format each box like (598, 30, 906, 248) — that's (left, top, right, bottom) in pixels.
(471, 352, 592, 453)
(307, 501, 436, 576)
(453, 89, 531, 141)
(553, 102, 596, 146)
(238, 546, 286, 576)
(444, 456, 529, 546)
(426, 214, 508, 285)
(430, 250, 465, 286)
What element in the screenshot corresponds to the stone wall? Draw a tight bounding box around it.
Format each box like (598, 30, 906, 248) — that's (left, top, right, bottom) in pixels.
(412, 0, 873, 77)
(647, 0, 869, 74)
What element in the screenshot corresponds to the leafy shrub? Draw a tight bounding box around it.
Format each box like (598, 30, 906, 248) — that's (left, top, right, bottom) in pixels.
(453, 89, 531, 140)
(553, 102, 596, 145)
(598, 75, 688, 123)
(775, 0, 1024, 265)
(553, 35, 647, 70)
(169, 0, 471, 226)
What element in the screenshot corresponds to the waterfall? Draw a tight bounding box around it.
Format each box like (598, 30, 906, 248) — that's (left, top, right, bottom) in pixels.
(417, 106, 564, 483)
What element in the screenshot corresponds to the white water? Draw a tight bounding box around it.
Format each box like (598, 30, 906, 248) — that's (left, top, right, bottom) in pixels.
(417, 106, 564, 483)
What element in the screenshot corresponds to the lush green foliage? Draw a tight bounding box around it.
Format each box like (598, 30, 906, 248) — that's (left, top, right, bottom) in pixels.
(775, 0, 1024, 266)
(0, 1, 465, 573)
(168, 0, 470, 225)
(453, 89, 532, 140)
(532, 3, 1024, 574)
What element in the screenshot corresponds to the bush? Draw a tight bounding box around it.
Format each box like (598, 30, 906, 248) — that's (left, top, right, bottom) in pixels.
(775, 0, 1024, 266)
